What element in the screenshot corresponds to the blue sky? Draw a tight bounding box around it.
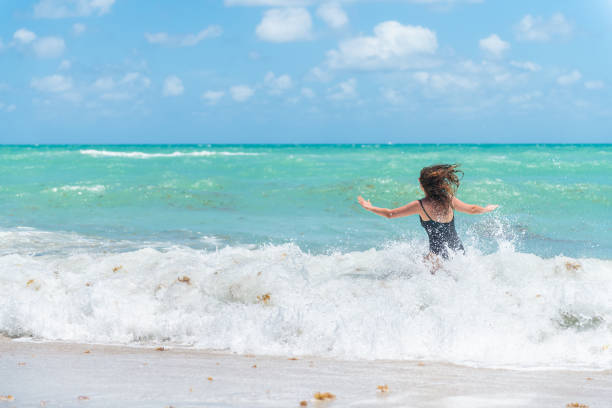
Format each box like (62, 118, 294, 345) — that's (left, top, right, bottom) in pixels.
(0, 0, 611, 143)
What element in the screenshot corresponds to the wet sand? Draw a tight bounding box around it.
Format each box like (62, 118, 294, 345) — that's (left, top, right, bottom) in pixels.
(1, 337, 610, 407)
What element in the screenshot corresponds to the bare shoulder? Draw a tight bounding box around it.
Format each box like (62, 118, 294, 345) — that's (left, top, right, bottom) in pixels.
(389, 199, 420, 218)
(452, 196, 472, 212)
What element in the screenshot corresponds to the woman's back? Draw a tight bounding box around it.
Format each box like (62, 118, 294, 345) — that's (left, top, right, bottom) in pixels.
(418, 198, 464, 258)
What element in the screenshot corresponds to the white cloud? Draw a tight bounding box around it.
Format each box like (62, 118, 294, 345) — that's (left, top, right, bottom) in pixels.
(301, 87, 315, 98)
(264, 72, 293, 94)
(163, 76, 184, 96)
(34, 0, 116, 18)
(479, 34, 509, 58)
(382, 88, 403, 104)
(13, 29, 66, 59)
(0, 102, 17, 113)
(93, 77, 115, 91)
(202, 90, 225, 104)
(225, 0, 309, 5)
(508, 91, 542, 105)
(31, 75, 73, 92)
(317, 3, 348, 28)
(584, 80, 604, 90)
(145, 25, 222, 47)
(73, 23, 86, 35)
(515, 13, 572, 42)
(255, 8, 312, 42)
(90, 72, 150, 100)
(328, 78, 357, 100)
(326, 21, 437, 70)
(510, 60, 540, 72)
(59, 59, 71, 70)
(230, 85, 255, 102)
(14, 29, 37, 44)
(33, 36, 65, 58)
(557, 70, 581, 86)
(121, 72, 150, 88)
(307, 66, 332, 82)
(225, 0, 482, 6)
(413, 71, 478, 92)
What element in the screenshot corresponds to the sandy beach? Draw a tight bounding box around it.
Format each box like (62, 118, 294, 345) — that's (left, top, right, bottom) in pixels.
(1, 337, 610, 408)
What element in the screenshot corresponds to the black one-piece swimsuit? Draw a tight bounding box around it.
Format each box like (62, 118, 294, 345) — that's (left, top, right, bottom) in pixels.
(418, 199, 464, 259)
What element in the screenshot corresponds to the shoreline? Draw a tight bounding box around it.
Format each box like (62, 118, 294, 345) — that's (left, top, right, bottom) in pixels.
(2, 337, 610, 407)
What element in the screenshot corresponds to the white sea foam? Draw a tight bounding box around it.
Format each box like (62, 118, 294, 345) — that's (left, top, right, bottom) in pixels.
(1, 229, 611, 370)
(50, 185, 106, 193)
(79, 149, 259, 158)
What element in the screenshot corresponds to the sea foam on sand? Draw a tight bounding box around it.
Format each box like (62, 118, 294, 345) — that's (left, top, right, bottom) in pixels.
(1, 338, 610, 408)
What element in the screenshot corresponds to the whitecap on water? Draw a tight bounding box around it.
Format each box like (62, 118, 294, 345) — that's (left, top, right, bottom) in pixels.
(1, 229, 611, 370)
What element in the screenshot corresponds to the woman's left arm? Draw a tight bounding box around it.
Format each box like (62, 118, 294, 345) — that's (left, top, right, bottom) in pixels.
(358, 196, 419, 219)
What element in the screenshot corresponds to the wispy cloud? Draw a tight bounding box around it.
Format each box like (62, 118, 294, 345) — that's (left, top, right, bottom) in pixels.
(515, 13, 572, 42)
(145, 26, 222, 47)
(557, 70, 581, 86)
(163, 76, 184, 96)
(230, 85, 255, 102)
(31, 74, 73, 92)
(33, 0, 116, 18)
(317, 3, 348, 28)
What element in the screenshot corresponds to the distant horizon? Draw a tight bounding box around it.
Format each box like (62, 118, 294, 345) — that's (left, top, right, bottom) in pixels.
(2, 142, 611, 146)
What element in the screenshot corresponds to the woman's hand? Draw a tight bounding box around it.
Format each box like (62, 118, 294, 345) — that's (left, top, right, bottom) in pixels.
(357, 196, 373, 211)
(483, 204, 499, 213)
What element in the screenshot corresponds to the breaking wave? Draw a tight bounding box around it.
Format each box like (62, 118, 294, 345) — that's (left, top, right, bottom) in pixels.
(79, 149, 259, 158)
(1, 228, 611, 370)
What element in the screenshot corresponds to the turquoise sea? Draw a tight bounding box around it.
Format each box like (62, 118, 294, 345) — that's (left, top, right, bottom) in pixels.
(1, 144, 610, 257)
(1, 144, 611, 369)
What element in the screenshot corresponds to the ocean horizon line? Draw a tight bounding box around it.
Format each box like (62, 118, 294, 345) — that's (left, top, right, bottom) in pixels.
(1, 143, 611, 147)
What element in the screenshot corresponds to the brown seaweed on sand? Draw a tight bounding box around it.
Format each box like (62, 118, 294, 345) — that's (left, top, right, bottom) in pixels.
(112, 265, 123, 272)
(299, 401, 308, 406)
(257, 293, 271, 304)
(566, 403, 589, 408)
(178, 276, 191, 284)
(314, 392, 335, 401)
(0, 396, 14, 401)
(155, 347, 166, 351)
(377, 385, 389, 393)
(77, 396, 90, 400)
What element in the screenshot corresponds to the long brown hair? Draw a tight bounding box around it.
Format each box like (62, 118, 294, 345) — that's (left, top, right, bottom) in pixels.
(419, 164, 463, 209)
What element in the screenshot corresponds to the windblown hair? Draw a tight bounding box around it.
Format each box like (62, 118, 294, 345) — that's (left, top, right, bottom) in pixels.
(419, 164, 463, 209)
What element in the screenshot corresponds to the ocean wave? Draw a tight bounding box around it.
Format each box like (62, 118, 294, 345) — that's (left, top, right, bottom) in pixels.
(79, 149, 259, 158)
(49, 185, 106, 193)
(1, 229, 611, 370)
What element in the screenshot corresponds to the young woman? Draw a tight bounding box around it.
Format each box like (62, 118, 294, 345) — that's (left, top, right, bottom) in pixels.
(358, 164, 498, 260)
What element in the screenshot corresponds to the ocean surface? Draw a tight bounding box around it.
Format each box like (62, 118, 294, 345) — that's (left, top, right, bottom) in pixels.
(1, 144, 611, 369)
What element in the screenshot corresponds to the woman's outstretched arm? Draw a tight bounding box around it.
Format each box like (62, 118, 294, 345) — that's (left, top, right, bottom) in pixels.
(452, 197, 498, 214)
(357, 196, 420, 219)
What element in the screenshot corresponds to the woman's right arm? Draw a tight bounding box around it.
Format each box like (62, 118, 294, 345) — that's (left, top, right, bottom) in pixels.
(358, 196, 420, 218)
(452, 197, 498, 214)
